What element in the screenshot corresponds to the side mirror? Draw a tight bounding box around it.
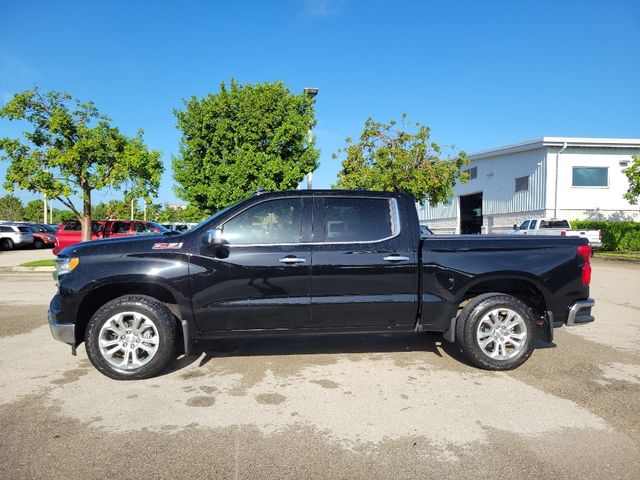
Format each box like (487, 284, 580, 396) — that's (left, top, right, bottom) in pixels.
(513, 224, 518, 231)
(203, 228, 224, 246)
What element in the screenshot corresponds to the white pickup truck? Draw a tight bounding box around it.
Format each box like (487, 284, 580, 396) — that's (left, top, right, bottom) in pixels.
(512, 218, 602, 250)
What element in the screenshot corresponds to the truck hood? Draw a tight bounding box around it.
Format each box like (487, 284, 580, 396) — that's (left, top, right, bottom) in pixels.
(57, 233, 186, 258)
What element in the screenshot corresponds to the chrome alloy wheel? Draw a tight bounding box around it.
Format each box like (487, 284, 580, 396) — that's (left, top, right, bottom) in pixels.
(476, 307, 527, 360)
(98, 312, 159, 370)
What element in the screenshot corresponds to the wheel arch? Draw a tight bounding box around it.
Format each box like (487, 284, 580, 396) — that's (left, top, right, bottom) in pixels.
(448, 273, 553, 342)
(75, 281, 190, 351)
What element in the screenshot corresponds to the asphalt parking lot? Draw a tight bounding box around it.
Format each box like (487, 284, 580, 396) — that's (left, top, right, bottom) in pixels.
(0, 253, 639, 479)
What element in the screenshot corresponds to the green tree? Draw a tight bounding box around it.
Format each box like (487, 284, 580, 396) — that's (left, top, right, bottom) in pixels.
(144, 202, 163, 222)
(0, 88, 163, 241)
(0, 194, 24, 221)
(624, 155, 640, 204)
(54, 210, 76, 223)
(173, 79, 319, 212)
(23, 199, 44, 222)
(333, 115, 468, 205)
(180, 204, 209, 222)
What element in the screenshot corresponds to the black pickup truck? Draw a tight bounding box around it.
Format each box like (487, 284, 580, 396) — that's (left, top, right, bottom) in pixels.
(49, 190, 595, 380)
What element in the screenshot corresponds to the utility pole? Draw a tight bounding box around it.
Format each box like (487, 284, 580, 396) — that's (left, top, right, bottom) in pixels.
(43, 194, 47, 224)
(303, 87, 319, 190)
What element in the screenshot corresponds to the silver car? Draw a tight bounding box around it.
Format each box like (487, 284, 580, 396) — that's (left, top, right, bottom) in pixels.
(0, 224, 34, 250)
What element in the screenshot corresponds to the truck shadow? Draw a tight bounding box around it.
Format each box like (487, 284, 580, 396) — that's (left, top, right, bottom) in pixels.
(165, 335, 557, 376)
(164, 333, 473, 375)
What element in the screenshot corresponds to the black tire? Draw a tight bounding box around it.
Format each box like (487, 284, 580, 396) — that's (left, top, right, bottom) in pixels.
(1, 238, 14, 251)
(455, 293, 535, 371)
(33, 239, 44, 249)
(85, 295, 178, 380)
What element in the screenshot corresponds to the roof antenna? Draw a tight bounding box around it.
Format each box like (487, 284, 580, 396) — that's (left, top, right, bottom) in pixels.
(254, 187, 268, 196)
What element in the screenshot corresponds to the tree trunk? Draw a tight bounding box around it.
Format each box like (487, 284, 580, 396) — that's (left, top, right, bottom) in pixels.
(81, 189, 92, 242)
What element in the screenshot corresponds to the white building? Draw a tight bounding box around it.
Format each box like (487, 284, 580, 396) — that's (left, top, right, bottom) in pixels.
(418, 137, 640, 234)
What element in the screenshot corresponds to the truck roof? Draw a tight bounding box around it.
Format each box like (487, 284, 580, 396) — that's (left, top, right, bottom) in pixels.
(252, 189, 415, 200)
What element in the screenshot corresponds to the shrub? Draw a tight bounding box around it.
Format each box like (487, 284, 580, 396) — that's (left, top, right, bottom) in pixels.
(572, 220, 640, 252)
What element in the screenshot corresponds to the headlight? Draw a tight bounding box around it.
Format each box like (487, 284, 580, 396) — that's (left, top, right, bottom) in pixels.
(48, 236, 55, 241)
(54, 257, 79, 279)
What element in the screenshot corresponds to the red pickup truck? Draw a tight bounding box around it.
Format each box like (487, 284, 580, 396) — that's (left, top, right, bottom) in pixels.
(53, 220, 168, 255)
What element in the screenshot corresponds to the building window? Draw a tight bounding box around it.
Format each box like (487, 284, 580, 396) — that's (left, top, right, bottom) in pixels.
(464, 166, 477, 180)
(515, 176, 529, 192)
(572, 167, 608, 187)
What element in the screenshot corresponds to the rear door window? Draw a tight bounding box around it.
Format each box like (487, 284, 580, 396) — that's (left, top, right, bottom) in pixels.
(321, 197, 396, 242)
(529, 220, 537, 230)
(540, 220, 570, 229)
(111, 222, 131, 234)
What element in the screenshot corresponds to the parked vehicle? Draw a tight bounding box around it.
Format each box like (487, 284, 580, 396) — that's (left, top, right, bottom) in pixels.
(512, 218, 602, 250)
(25, 224, 57, 249)
(53, 220, 170, 254)
(161, 222, 198, 232)
(49, 190, 595, 380)
(0, 224, 34, 250)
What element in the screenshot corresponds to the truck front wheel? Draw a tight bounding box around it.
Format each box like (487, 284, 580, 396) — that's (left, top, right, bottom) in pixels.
(85, 295, 177, 380)
(455, 293, 535, 370)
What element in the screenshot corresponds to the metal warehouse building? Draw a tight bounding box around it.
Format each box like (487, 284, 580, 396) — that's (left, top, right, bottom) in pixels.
(418, 137, 640, 234)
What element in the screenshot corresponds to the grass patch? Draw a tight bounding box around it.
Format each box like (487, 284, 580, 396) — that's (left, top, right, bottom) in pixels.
(595, 251, 640, 263)
(19, 259, 56, 267)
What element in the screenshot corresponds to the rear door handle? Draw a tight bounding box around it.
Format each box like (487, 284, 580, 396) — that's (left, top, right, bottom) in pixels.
(383, 255, 410, 262)
(278, 257, 306, 264)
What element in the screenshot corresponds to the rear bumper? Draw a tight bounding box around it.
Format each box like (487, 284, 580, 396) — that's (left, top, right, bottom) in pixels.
(567, 298, 595, 326)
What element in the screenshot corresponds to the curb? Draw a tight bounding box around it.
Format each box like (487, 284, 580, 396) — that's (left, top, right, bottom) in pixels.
(592, 256, 640, 265)
(11, 266, 55, 272)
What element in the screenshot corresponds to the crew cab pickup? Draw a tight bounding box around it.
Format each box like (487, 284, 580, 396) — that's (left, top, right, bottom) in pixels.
(53, 220, 169, 254)
(512, 218, 602, 250)
(48, 190, 595, 380)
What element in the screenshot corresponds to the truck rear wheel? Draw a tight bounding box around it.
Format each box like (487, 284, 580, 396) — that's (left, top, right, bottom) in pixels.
(455, 293, 535, 370)
(85, 295, 177, 380)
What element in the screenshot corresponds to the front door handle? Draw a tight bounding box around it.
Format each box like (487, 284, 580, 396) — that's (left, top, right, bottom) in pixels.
(383, 255, 410, 262)
(278, 257, 306, 264)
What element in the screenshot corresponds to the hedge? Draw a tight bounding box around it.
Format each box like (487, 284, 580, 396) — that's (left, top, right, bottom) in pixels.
(572, 220, 640, 252)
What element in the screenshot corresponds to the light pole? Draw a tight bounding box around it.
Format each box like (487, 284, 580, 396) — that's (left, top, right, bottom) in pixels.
(303, 87, 319, 190)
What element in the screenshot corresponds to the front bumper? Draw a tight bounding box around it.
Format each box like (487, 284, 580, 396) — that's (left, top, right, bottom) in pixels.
(48, 296, 76, 344)
(567, 298, 595, 326)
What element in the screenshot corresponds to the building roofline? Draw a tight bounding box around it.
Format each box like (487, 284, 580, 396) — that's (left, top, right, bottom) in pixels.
(470, 136, 640, 160)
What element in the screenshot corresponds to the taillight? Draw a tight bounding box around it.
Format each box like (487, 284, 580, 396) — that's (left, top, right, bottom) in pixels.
(577, 244, 591, 286)
(560, 231, 566, 236)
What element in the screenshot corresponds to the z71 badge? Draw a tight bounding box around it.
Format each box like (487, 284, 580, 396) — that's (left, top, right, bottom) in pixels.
(152, 242, 184, 250)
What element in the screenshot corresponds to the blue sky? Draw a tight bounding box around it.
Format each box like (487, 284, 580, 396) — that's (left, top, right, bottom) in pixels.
(1, 0, 639, 209)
